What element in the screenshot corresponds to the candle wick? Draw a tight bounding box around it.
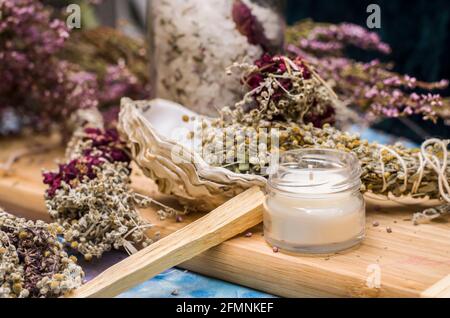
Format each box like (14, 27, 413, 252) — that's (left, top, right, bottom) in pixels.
(308, 164, 314, 181)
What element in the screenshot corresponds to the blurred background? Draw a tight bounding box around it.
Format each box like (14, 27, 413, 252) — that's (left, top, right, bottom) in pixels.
(286, 0, 450, 142)
(32, 0, 450, 142)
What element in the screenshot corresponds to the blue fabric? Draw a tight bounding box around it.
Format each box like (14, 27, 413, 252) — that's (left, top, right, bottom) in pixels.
(117, 268, 275, 298)
(348, 125, 418, 148)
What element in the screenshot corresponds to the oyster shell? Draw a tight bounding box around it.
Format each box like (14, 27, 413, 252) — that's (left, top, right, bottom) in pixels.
(119, 98, 266, 211)
(119, 98, 442, 211)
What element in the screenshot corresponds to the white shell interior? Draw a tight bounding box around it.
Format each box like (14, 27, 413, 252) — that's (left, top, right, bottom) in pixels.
(141, 99, 199, 147)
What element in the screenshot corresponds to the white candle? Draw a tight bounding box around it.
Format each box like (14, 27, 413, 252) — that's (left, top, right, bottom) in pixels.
(264, 149, 365, 254)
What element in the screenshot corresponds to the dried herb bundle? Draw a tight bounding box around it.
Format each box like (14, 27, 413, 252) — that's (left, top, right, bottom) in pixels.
(43, 127, 157, 260)
(224, 54, 355, 128)
(0, 210, 84, 298)
(202, 120, 449, 202)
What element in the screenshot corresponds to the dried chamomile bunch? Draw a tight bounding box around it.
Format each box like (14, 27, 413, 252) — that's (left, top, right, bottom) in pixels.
(0, 210, 84, 298)
(201, 120, 450, 202)
(223, 53, 354, 128)
(43, 127, 155, 260)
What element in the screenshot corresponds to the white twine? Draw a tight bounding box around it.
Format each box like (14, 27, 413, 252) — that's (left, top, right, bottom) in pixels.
(420, 139, 450, 203)
(411, 152, 425, 194)
(377, 139, 450, 203)
(378, 144, 409, 193)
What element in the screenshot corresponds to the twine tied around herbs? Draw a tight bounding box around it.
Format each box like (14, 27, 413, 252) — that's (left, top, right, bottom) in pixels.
(378, 144, 409, 193)
(378, 139, 449, 202)
(420, 139, 450, 203)
(377, 138, 450, 225)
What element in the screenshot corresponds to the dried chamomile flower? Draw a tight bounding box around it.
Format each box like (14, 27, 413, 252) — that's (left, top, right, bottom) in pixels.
(0, 209, 84, 298)
(201, 119, 450, 202)
(202, 55, 449, 202)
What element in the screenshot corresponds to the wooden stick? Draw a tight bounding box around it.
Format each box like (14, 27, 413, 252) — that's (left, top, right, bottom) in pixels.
(421, 274, 450, 298)
(68, 186, 265, 298)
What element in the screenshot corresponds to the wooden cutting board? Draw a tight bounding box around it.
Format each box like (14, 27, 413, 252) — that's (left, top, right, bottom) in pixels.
(1, 135, 450, 298)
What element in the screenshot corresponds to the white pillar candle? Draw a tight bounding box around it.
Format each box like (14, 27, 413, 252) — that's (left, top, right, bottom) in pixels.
(264, 149, 365, 254)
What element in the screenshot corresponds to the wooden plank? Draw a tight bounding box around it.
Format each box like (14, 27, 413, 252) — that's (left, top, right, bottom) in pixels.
(421, 275, 450, 298)
(69, 187, 264, 298)
(1, 136, 450, 298)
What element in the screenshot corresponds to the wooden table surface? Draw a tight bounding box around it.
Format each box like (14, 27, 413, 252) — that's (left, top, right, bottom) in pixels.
(1, 135, 450, 298)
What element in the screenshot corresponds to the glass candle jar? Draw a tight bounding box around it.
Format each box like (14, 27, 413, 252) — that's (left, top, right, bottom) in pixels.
(263, 149, 365, 254)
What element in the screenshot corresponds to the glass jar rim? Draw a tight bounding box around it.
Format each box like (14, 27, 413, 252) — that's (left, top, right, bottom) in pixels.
(267, 148, 362, 195)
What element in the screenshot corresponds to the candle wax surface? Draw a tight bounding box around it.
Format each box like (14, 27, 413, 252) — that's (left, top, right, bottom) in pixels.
(275, 169, 348, 194)
(264, 169, 365, 250)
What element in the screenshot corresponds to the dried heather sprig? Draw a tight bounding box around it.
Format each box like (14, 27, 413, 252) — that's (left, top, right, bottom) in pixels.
(43, 127, 155, 260)
(60, 27, 151, 114)
(0, 209, 84, 298)
(0, 0, 98, 133)
(285, 20, 448, 123)
(295, 21, 391, 55)
(0, 2, 150, 135)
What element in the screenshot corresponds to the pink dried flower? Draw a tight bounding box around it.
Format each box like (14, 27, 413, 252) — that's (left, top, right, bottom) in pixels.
(0, 0, 97, 133)
(300, 23, 391, 55)
(230, 53, 337, 128)
(287, 21, 448, 123)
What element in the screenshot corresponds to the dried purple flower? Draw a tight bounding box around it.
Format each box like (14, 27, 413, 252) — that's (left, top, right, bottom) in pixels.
(0, 0, 98, 133)
(0, 2, 150, 135)
(298, 22, 391, 55)
(286, 20, 448, 123)
(43, 127, 130, 198)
